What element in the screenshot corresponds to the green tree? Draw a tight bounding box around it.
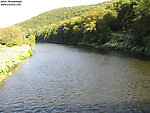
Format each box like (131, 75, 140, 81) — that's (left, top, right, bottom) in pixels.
(117, 1, 136, 28)
(134, 0, 150, 19)
(0, 26, 23, 47)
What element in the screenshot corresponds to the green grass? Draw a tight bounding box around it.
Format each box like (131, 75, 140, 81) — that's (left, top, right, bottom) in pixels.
(0, 45, 32, 82)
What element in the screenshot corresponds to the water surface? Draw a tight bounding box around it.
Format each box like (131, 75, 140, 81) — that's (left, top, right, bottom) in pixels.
(0, 43, 150, 112)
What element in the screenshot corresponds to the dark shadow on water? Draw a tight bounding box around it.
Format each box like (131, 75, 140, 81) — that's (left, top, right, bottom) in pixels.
(0, 101, 150, 112)
(35, 43, 150, 61)
(64, 44, 150, 61)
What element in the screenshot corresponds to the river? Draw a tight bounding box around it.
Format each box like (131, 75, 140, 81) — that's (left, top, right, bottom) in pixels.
(0, 43, 150, 112)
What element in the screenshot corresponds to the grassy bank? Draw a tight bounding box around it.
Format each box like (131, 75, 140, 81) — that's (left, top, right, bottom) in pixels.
(0, 45, 33, 83)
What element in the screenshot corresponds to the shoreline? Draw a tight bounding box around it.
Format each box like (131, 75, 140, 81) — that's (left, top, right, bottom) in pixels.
(0, 45, 33, 83)
(45, 41, 150, 60)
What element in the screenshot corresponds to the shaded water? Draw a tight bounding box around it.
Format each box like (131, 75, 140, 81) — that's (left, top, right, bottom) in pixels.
(0, 43, 150, 112)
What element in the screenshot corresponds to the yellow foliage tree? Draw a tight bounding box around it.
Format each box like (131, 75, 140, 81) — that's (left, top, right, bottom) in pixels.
(0, 26, 23, 47)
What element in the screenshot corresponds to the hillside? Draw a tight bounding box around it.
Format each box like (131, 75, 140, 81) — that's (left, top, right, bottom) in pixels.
(1, 0, 149, 56)
(16, 0, 115, 33)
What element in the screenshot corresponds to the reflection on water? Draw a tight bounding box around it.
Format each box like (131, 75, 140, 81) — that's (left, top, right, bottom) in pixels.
(0, 43, 150, 112)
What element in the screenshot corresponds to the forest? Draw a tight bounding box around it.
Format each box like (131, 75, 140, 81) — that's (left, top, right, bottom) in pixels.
(0, 0, 150, 55)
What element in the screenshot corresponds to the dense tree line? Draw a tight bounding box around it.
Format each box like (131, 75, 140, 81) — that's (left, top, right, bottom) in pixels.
(0, 26, 35, 47)
(0, 0, 115, 47)
(35, 0, 150, 55)
(15, 0, 116, 33)
(36, 7, 115, 45)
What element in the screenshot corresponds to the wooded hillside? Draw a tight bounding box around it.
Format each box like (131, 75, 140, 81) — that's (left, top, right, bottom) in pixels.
(1, 0, 150, 56)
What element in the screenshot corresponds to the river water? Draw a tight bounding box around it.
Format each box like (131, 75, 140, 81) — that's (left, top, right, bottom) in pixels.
(0, 43, 150, 112)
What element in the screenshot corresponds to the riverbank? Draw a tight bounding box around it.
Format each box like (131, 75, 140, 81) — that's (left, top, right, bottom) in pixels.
(76, 32, 150, 57)
(47, 39, 150, 58)
(0, 45, 33, 83)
